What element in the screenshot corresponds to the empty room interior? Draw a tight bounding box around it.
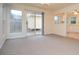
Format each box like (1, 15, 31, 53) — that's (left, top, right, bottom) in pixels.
(0, 3, 79, 55)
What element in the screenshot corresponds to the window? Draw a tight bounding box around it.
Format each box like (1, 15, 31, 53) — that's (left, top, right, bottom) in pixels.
(10, 10, 22, 33)
(54, 16, 61, 24)
(70, 16, 76, 24)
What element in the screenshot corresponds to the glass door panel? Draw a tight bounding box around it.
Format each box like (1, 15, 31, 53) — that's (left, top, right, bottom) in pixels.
(26, 12, 43, 36)
(27, 13, 35, 35)
(10, 10, 22, 33)
(35, 13, 42, 35)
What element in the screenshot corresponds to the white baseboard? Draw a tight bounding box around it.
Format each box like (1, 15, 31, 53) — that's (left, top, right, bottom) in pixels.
(7, 33, 27, 39)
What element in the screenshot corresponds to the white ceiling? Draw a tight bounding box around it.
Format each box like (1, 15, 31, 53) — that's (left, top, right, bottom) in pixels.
(23, 3, 75, 11)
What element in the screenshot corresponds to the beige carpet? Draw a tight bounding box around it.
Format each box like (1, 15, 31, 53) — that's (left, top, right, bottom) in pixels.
(0, 35, 79, 55)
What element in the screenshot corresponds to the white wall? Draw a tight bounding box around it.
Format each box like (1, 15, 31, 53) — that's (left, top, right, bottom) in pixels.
(53, 14, 67, 36)
(44, 11, 55, 34)
(54, 4, 79, 35)
(0, 4, 3, 48)
(0, 4, 7, 48)
(44, 11, 67, 36)
(47, 4, 79, 36)
(67, 14, 79, 33)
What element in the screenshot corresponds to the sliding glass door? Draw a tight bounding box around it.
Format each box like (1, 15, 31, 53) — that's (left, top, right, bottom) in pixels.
(26, 11, 43, 36)
(35, 13, 42, 34)
(10, 10, 22, 33)
(27, 13, 35, 35)
(10, 10, 43, 37)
